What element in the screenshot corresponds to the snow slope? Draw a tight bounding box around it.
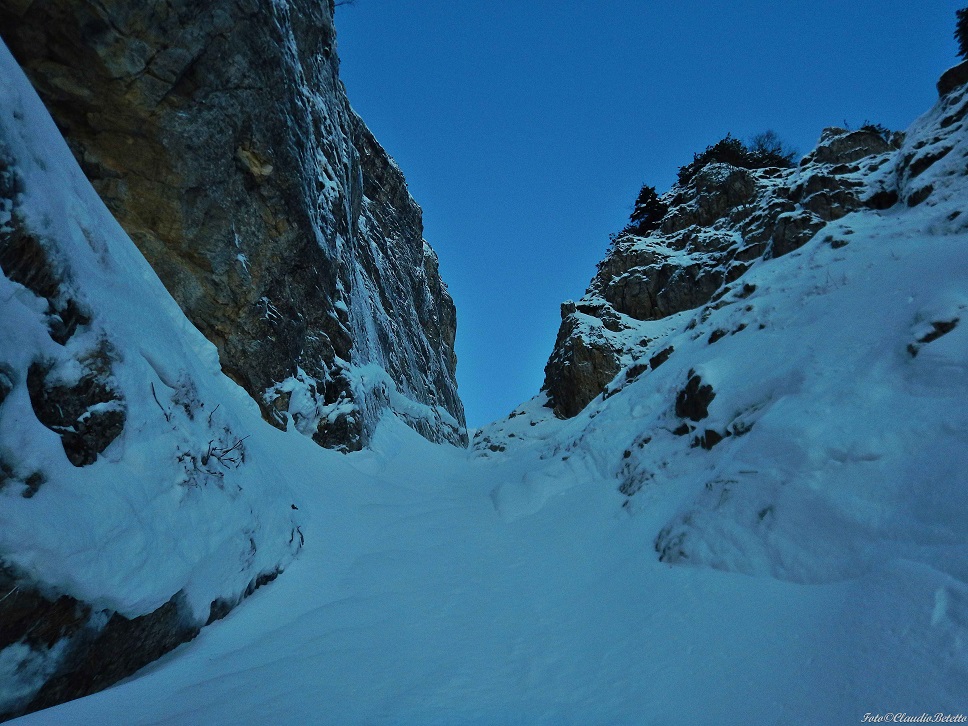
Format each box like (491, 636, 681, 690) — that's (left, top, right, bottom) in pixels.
(14, 74, 968, 717)
(12, 417, 966, 725)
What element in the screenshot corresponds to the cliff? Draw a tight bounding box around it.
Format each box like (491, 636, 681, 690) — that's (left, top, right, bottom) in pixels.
(0, 0, 466, 452)
(474, 63, 968, 591)
(0, 13, 966, 724)
(542, 124, 905, 418)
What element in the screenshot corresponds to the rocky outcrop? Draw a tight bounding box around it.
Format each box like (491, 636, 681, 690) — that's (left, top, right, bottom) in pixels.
(938, 60, 968, 98)
(799, 126, 896, 166)
(475, 56, 968, 602)
(0, 574, 192, 722)
(542, 302, 623, 419)
(0, 0, 466, 451)
(542, 125, 905, 418)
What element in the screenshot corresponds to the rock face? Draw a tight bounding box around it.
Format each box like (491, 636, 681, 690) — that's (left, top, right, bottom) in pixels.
(0, 0, 466, 451)
(542, 125, 908, 418)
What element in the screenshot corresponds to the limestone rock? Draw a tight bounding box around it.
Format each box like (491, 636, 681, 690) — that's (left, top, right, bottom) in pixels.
(0, 570, 196, 722)
(938, 60, 968, 97)
(543, 306, 621, 418)
(543, 123, 903, 418)
(26, 352, 126, 467)
(800, 127, 894, 166)
(675, 373, 715, 422)
(0, 0, 466, 450)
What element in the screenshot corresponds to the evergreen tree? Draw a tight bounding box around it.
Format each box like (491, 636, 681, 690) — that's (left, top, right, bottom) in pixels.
(957, 7, 968, 60)
(628, 184, 668, 234)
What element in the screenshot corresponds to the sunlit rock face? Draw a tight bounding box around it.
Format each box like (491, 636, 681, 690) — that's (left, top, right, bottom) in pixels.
(0, 0, 466, 451)
(542, 123, 913, 418)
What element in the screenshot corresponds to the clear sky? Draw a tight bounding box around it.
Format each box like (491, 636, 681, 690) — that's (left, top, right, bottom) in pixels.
(334, 0, 964, 428)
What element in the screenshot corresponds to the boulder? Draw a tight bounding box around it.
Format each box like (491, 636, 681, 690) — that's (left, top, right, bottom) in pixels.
(938, 60, 968, 97)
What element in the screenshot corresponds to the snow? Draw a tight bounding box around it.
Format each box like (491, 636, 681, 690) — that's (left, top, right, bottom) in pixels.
(10, 415, 967, 725)
(5, 35, 968, 726)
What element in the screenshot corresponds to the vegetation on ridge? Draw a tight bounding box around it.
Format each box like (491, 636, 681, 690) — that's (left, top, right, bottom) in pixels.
(622, 130, 797, 237)
(956, 6, 968, 60)
(676, 130, 798, 187)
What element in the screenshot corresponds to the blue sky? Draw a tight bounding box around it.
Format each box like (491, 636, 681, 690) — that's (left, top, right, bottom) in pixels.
(335, 0, 964, 428)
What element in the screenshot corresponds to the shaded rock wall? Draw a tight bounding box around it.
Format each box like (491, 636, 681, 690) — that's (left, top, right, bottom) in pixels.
(0, 0, 465, 451)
